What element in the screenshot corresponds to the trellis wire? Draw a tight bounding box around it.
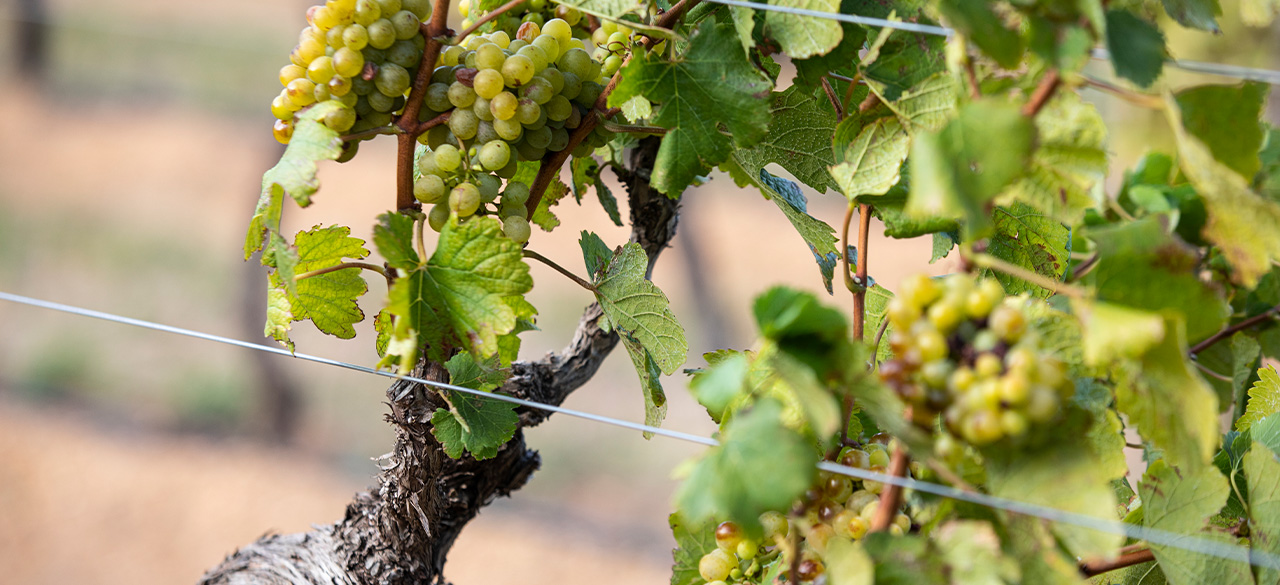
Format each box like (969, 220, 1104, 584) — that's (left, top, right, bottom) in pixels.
(6, 6, 1280, 85)
(4, 289, 1280, 570)
(703, 0, 1280, 86)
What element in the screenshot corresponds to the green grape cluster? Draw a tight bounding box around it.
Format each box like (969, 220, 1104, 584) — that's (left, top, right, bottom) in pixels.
(414, 140, 532, 242)
(879, 274, 1073, 448)
(411, 25, 618, 237)
(272, 0, 432, 144)
(458, 0, 591, 42)
(697, 441, 913, 585)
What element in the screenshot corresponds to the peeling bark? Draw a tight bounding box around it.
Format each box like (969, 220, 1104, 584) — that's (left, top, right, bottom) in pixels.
(201, 138, 676, 585)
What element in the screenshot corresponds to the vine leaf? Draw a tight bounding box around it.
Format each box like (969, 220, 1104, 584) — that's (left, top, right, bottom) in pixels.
(982, 202, 1070, 299)
(246, 101, 345, 260)
(511, 161, 571, 231)
(985, 411, 1122, 559)
(907, 100, 1034, 236)
(675, 399, 818, 536)
(380, 216, 533, 372)
(732, 85, 840, 194)
(830, 116, 910, 201)
(265, 225, 371, 351)
(619, 332, 668, 438)
(373, 211, 420, 270)
(1140, 459, 1254, 585)
(1119, 316, 1221, 472)
(862, 32, 947, 101)
(1087, 217, 1229, 342)
(1104, 10, 1166, 88)
(1238, 366, 1280, 432)
(430, 355, 518, 460)
(1161, 0, 1222, 32)
(1176, 82, 1268, 180)
(496, 296, 538, 368)
(722, 162, 839, 259)
(764, 0, 843, 59)
(1168, 99, 1280, 287)
(874, 73, 958, 133)
(608, 21, 772, 195)
(689, 353, 750, 424)
(1076, 301, 1166, 367)
(872, 187, 962, 239)
(570, 157, 622, 226)
(825, 538, 875, 585)
(591, 240, 688, 374)
(1245, 441, 1280, 585)
(1002, 93, 1107, 225)
(936, 0, 1024, 68)
(669, 512, 718, 585)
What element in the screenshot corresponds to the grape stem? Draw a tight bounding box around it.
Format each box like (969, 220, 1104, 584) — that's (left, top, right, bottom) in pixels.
(1189, 303, 1280, 355)
(599, 120, 669, 135)
(522, 0, 701, 219)
(820, 77, 845, 120)
(1022, 69, 1060, 118)
(410, 110, 453, 137)
(341, 125, 402, 142)
(396, 0, 455, 211)
(966, 252, 1088, 299)
(456, 0, 527, 43)
(869, 442, 909, 533)
(1082, 76, 1165, 109)
(523, 249, 597, 292)
(1078, 549, 1155, 577)
(294, 262, 389, 282)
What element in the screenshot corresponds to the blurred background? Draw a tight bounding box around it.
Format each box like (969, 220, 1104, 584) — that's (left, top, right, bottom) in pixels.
(0, 1, 1275, 583)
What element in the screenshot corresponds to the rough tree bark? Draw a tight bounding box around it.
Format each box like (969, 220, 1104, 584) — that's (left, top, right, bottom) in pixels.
(200, 137, 677, 584)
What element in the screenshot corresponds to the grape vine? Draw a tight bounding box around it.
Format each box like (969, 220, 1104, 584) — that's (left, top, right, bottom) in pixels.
(226, 0, 1280, 583)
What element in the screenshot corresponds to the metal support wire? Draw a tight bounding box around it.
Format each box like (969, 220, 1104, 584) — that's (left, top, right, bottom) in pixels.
(5, 289, 1280, 570)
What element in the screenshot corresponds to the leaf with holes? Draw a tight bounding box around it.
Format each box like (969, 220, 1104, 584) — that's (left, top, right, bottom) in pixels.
(266, 225, 371, 351)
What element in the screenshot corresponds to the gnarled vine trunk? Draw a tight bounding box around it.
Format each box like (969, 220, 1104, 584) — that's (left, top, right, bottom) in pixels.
(200, 138, 676, 585)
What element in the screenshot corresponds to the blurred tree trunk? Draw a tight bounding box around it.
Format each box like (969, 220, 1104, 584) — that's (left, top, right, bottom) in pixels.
(16, 0, 49, 82)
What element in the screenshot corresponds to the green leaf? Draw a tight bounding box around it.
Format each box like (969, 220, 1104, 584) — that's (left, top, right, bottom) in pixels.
(1167, 101, 1280, 287)
(608, 22, 772, 195)
(592, 242, 688, 374)
(618, 332, 668, 438)
(430, 394, 518, 460)
(932, 231, 956, 263)
(1076, 301, 1166, 367)
(907, 100, 1034, 235)
(873, 186, 962, 239)
(936, 521, 1022, 585)
(265, 225, 372, 349)
(1245, 442, 1280, 585)
(1140, 459, 1254, 585)
(876, 73, 958, 133)
(1118, 316, 1220, 471)
(722, 160, 839, 256)
(986, 412, 1122, 558)
(1240, 366, 1280, 432)
(865, 284, 896, 363)
(1177, 82, 1268, 180)
(861, 533, 950, 584)
(830, 116, 909, 201)
(764, 0, 843, 59)
(983, 202, 1070, 299)
(496, 296, 538, 367)
(373, 211, 420, 270)
(862, 33, 947, 101)
(669, 512, 717, 585)
(444, 352, 505, 392)
(245, 102, 345, 260)
(730, 5, 756, 51)
(732, 85, 839, 193)
(1105, 10, 1166, 88)
(579, 230, 612, 277)
(619, 95, 652, 123)
(381, 216, 533, 371)
(1002, 93, 1108, 225)
(675, 399, 818, 533)
(792, 0, 869, 87)
(689, 353, 750, 423)
(1087, 217, 1230, 342)
(1161, 0, 1221, 32)
(937, 0, 1024, 68)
